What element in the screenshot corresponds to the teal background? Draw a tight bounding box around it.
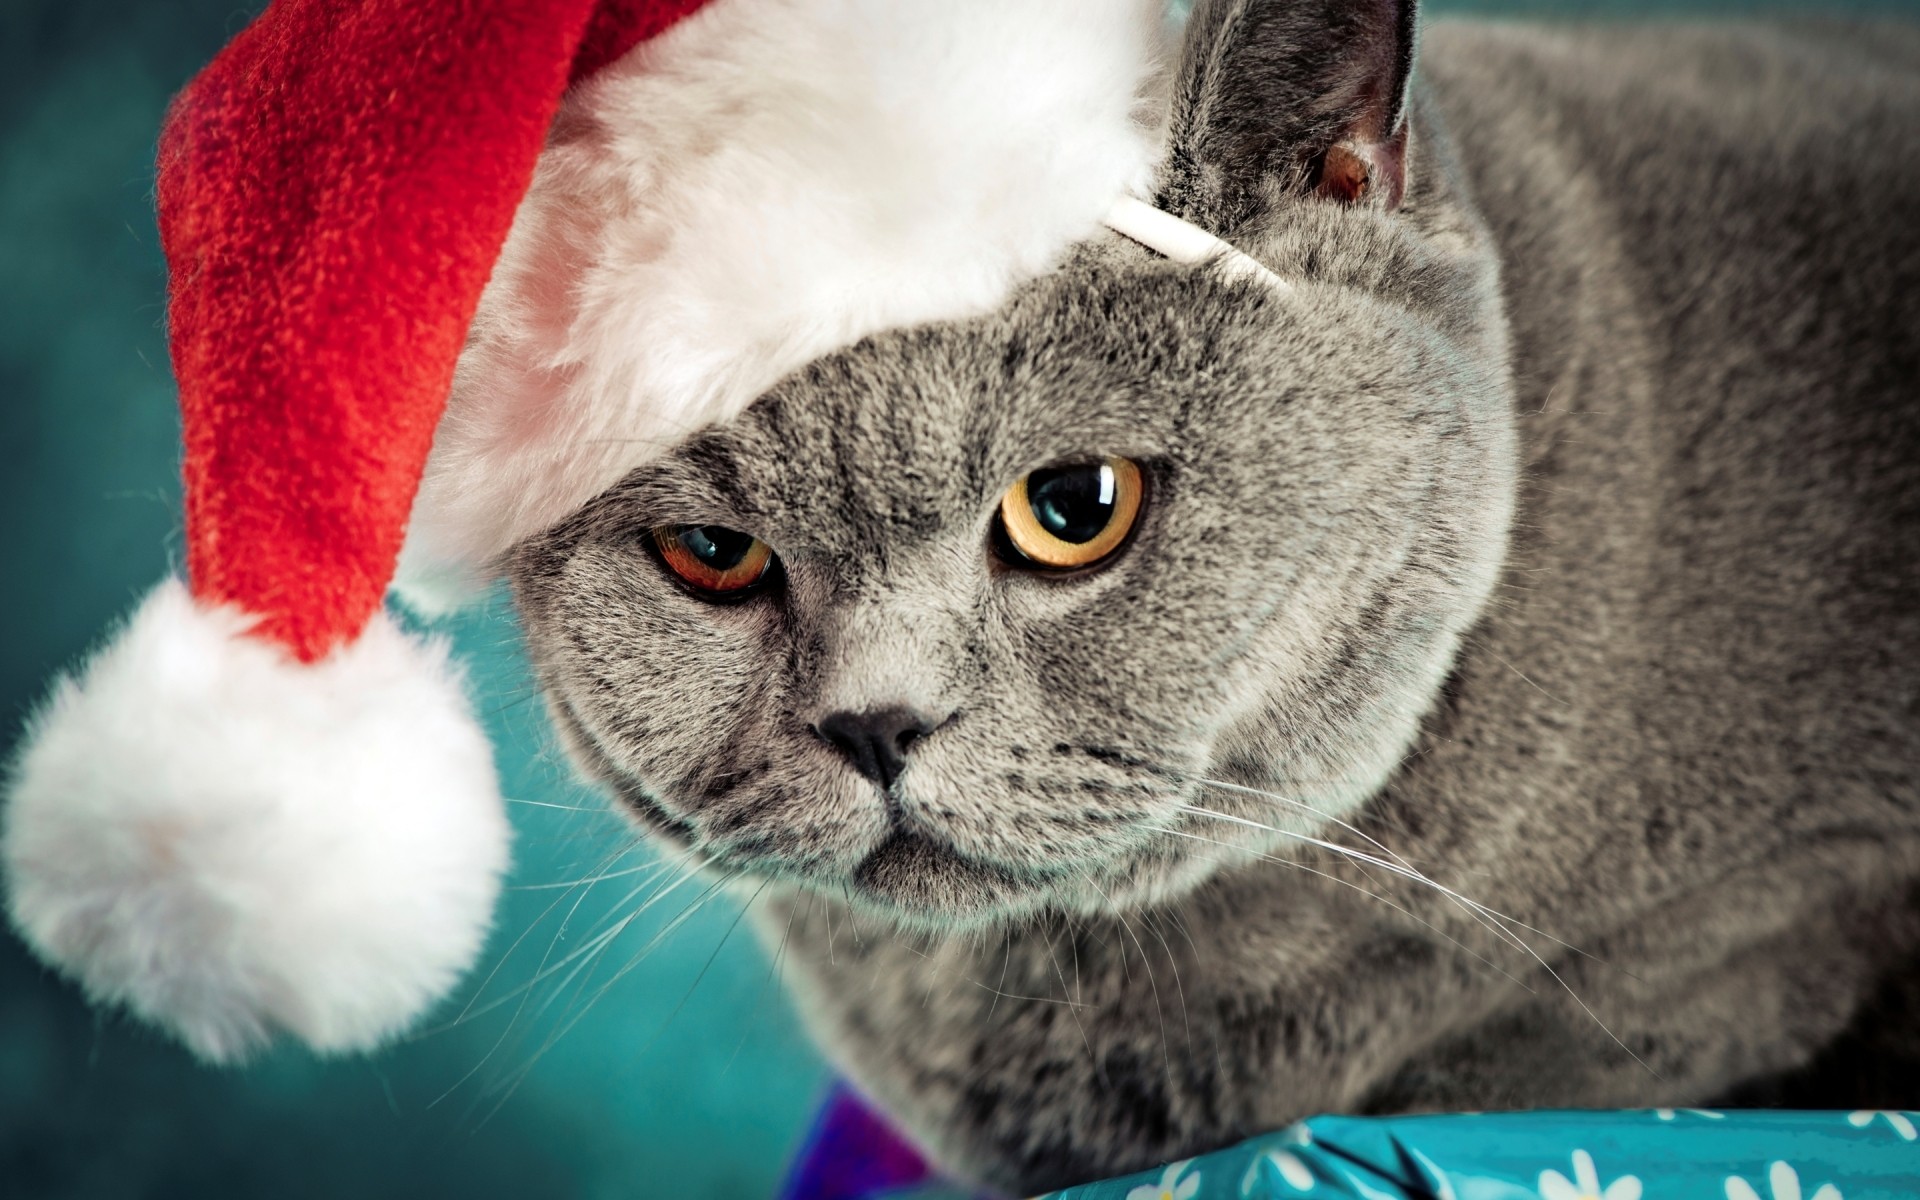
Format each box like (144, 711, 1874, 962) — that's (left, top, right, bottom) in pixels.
(3, 2, 1915, 1198)
(0, 4, 828, 1195)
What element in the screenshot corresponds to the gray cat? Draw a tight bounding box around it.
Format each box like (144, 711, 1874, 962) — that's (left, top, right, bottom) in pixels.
(507, 1, 1920, 1193)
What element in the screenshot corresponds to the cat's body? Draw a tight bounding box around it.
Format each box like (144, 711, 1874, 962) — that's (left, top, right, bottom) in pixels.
(509, 10, 1920, 1195)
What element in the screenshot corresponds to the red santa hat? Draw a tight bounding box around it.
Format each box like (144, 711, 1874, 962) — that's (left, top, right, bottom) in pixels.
(2, 0, 1177, 1063)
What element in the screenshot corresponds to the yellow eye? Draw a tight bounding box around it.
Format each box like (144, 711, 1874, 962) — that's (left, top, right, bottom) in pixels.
(995, 457, 1145, 570)
(651, 525, 776, 595)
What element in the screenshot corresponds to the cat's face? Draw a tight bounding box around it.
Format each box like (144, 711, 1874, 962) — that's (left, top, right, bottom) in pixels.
(510, 218, 1517, 930)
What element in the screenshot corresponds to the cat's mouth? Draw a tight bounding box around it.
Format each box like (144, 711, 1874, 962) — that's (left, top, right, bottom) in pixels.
(602, 771, 1048, 922)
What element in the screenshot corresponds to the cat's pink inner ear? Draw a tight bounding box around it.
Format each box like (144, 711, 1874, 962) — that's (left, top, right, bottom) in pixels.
(1315, 123, 1409, 210)
(1308, 0, 1415, 211)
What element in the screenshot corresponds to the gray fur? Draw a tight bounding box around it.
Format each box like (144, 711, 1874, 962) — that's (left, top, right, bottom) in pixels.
(509, 6, 1920, 1194)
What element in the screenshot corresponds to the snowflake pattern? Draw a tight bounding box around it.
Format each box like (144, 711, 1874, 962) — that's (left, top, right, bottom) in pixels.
(1654, 1108, 1726, 1121)
(1538, 1149, 1642, 1200)
(1239, 1147, 1314, 1195)
(1127, 1159, 1203, 1200)
(1725, 1161, 1842, 1200)
(1021, 1111, 1909, 1200)
(1845, 1111, 1917, 1141)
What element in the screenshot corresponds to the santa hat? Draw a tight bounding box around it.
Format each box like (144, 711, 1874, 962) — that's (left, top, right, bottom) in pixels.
(2, 0, 1194, 1063)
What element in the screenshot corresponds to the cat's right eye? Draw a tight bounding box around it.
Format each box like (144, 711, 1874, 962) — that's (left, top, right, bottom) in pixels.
(650, 524, 777, 596)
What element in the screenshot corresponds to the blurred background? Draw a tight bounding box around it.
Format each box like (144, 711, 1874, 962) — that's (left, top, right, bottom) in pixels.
(3, 1, 1915, 1197)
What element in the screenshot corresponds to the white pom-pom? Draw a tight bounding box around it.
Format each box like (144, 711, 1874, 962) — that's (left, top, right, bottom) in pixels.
(3, 579, 510, 1064)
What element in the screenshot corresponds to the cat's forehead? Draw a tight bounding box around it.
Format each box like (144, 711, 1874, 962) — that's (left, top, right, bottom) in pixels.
(622, 253, 1299, 529)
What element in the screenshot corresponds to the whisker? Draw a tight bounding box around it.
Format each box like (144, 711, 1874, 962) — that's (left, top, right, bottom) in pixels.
(506, 796, 607, 813)
(429, 868, 617, 1109)
(1153, 906, 1231, 1089)
(838, 882, 867, 950)
(722, 884, 801, 1078)
(1159, 827, 1529, 993)
(1480, 643, 1566, 708)
(1140, 908, 1195, 1056)
(432, 841, 639, 1033)
(432, 858, 709, 1030)
(1038, 926, 1101, 1072)
(1068, 916, 1084, 1005)
(1081, 871, 1174, 1092)
(509, 857, 666, 892)
(500, 858, 671, 1022)
(519, 861, 717, 1014)
(426, 849, 684, 1111)
(967, 981, 1094, 1008)
(1172, 806, 1655, 1078)
(484, 690, 545, 719)
(642, 877, 770, 1063)
(1190, 776, 1539, 954)
(984, 927, 1013, 1023)
(921, 930, 947, 1010)
(472, 871, 741, 1125)
(1190, 778, 1631, 974)
(1173, 801, 1541, 961)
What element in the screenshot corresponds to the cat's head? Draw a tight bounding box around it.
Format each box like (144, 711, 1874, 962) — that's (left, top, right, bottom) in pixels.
(509, 0, 1517, 930)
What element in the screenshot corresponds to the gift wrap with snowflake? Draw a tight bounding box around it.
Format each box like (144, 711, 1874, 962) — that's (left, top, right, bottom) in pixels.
(779, 1102, 1920, 1200)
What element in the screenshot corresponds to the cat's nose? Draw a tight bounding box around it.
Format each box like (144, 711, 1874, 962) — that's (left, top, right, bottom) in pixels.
(815, 706, 942, 790)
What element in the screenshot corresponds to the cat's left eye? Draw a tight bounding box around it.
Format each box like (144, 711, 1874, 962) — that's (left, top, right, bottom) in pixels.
(650, 525, 776, 596)
(994, 456, 1145, 571)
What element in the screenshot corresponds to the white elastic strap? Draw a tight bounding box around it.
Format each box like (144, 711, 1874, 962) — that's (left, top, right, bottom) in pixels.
(1101, 195, 1291, 291)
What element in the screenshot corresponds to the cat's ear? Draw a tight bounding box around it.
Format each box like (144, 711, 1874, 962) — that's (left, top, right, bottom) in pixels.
(1160, 0, 1417, 228)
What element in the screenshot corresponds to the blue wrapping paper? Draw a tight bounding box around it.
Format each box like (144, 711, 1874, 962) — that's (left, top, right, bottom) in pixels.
(780, 1098, 1920, 1200)
(1038, 1110, 1920, 1200)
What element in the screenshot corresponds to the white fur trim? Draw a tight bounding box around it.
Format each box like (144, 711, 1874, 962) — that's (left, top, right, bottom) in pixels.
(398, 0, 1167, 603)
(1103, 195, 1292, 289)
(3, 580, 509, 1063)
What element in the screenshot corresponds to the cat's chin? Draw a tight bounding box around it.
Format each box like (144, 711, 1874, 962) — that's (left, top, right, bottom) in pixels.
(838, 829, 1039, 931)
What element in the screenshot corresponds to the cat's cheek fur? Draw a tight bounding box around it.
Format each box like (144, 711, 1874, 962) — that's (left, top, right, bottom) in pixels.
(526, 549, 901, 878)
(1, 580, 510, 1064)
